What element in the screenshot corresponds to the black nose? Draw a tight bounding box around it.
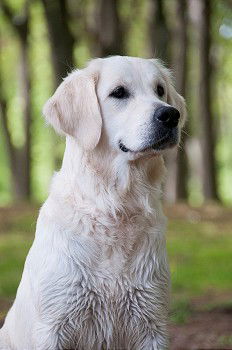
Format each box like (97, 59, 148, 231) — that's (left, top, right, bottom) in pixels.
(155, 106, 180, 128)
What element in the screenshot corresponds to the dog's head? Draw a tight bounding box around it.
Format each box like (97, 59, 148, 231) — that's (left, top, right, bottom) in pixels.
(43, 56, 186, 160)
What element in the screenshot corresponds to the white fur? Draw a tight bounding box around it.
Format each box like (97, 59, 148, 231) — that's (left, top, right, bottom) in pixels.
(0, 56, 186, 350)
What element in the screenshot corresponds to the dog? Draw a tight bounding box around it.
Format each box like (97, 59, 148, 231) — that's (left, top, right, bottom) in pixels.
(0, 56, 186, 350)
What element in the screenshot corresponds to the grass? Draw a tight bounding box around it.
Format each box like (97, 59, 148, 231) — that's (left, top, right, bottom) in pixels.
(169, 299, 193, 325)
(0, 204, 232, 324)
(167, 218, 232, 296)
(218, 335, 232, 347)
(0, 207, 35, 298)
(166, 209, 232, 323)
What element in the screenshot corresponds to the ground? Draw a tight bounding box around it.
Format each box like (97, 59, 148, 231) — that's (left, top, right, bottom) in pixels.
(171, 309, 232, 349)
(0, 203, 232, 349)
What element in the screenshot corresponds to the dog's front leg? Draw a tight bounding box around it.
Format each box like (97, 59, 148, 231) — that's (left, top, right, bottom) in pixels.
(33, 322, 60, 350)
(125, 288, 169, 350)
(143, 330, 169, 350)
(0, 329, 11, 350)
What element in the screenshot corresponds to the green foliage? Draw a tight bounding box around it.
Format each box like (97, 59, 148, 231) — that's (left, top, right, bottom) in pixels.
(29, 2, 57, 202)
(0, 0, 232, 204)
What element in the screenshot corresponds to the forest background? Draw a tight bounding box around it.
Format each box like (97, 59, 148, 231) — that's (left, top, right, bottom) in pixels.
(0, 0, 232, 348)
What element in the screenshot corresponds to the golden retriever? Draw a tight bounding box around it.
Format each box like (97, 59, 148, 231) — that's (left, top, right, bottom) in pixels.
(0, 56, 186, 350)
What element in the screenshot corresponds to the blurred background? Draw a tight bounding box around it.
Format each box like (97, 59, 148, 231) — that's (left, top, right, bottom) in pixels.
(0, 0, 232, 348)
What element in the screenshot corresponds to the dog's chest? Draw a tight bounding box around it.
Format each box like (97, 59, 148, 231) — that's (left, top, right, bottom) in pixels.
(40, 235, 168, 349)
(38, 206, 168, 348)
(67, 213, 152, 275)
(53, 270, 168, 350)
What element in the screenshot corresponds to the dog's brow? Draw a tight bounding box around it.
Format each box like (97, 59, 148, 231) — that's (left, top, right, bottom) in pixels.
(106, 79, 133, 94)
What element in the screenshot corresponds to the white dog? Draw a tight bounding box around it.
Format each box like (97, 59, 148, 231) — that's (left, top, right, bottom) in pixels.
(0, 56, 186, 350)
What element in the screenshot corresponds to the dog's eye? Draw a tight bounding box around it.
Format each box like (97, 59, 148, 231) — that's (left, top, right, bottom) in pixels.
(109, 86, 129, 99)
(157, 85, 165, 97)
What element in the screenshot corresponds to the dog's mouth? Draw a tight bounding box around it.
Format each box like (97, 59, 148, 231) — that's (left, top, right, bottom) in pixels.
(119, 131, 178, 154)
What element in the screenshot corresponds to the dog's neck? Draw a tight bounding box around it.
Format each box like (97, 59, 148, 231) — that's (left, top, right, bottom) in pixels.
(51, 137, 165, 217)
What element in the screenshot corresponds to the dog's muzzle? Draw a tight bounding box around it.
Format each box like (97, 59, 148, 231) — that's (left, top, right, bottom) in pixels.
(155, 106, 180, 129)
(119, 106, 180, 153)
(150, 105, 180, 150)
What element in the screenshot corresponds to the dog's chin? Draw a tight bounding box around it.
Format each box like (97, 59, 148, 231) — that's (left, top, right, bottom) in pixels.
(119, 133, 179, 160)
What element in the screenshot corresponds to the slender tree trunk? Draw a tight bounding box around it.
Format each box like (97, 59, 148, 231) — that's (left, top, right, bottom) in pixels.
(42, 0, 75, 86)
(174, 0, 189, 200)
(1, 1, 32, 200)
(147, 0, 172, 202)
(89, 0, 124, 57)
(98, 0, 124, 56)
(147, 0, 170, 62)
(153, 0, 188, 202)
(0, 58, 31, 199)
(42, 0, 75, 169)
(199, 0, 218, 200)
(18, 27, 31, 199)
(0, 86, 18, 193)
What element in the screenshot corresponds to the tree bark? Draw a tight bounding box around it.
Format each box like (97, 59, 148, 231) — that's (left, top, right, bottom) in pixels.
(41, 0, 75, 170)
(199, 0, 218, 200)
(87, 0, 125, 57)
(42, 0, 75, 86)
(1, 1, 32, 200)
(147, 0, 170, 62)
(18, 19, 31, 200)
(154, 0, 188, 202)
(97, 0, 124, 56)
(174, 0, 189, 200)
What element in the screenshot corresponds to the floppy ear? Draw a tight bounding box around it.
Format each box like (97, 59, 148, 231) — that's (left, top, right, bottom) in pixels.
(43, 70, 102, 150)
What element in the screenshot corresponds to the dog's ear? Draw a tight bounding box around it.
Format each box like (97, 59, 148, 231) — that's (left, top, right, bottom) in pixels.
(160, 66, 187, 127)
(43, 70, 102, 150)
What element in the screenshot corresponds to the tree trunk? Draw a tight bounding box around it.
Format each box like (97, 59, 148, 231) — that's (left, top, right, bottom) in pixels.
(18, 29, 31, 199)
(86, 0, 124, 57)
(156, 0, 188, 202)
(42, 0, 75, 86)
(174, 0, 189, 200)
(199, 0, 218, 200)
(1, 1, 32, 200)
(42, 0, 75, 169)
(147, 0, 170, 62)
